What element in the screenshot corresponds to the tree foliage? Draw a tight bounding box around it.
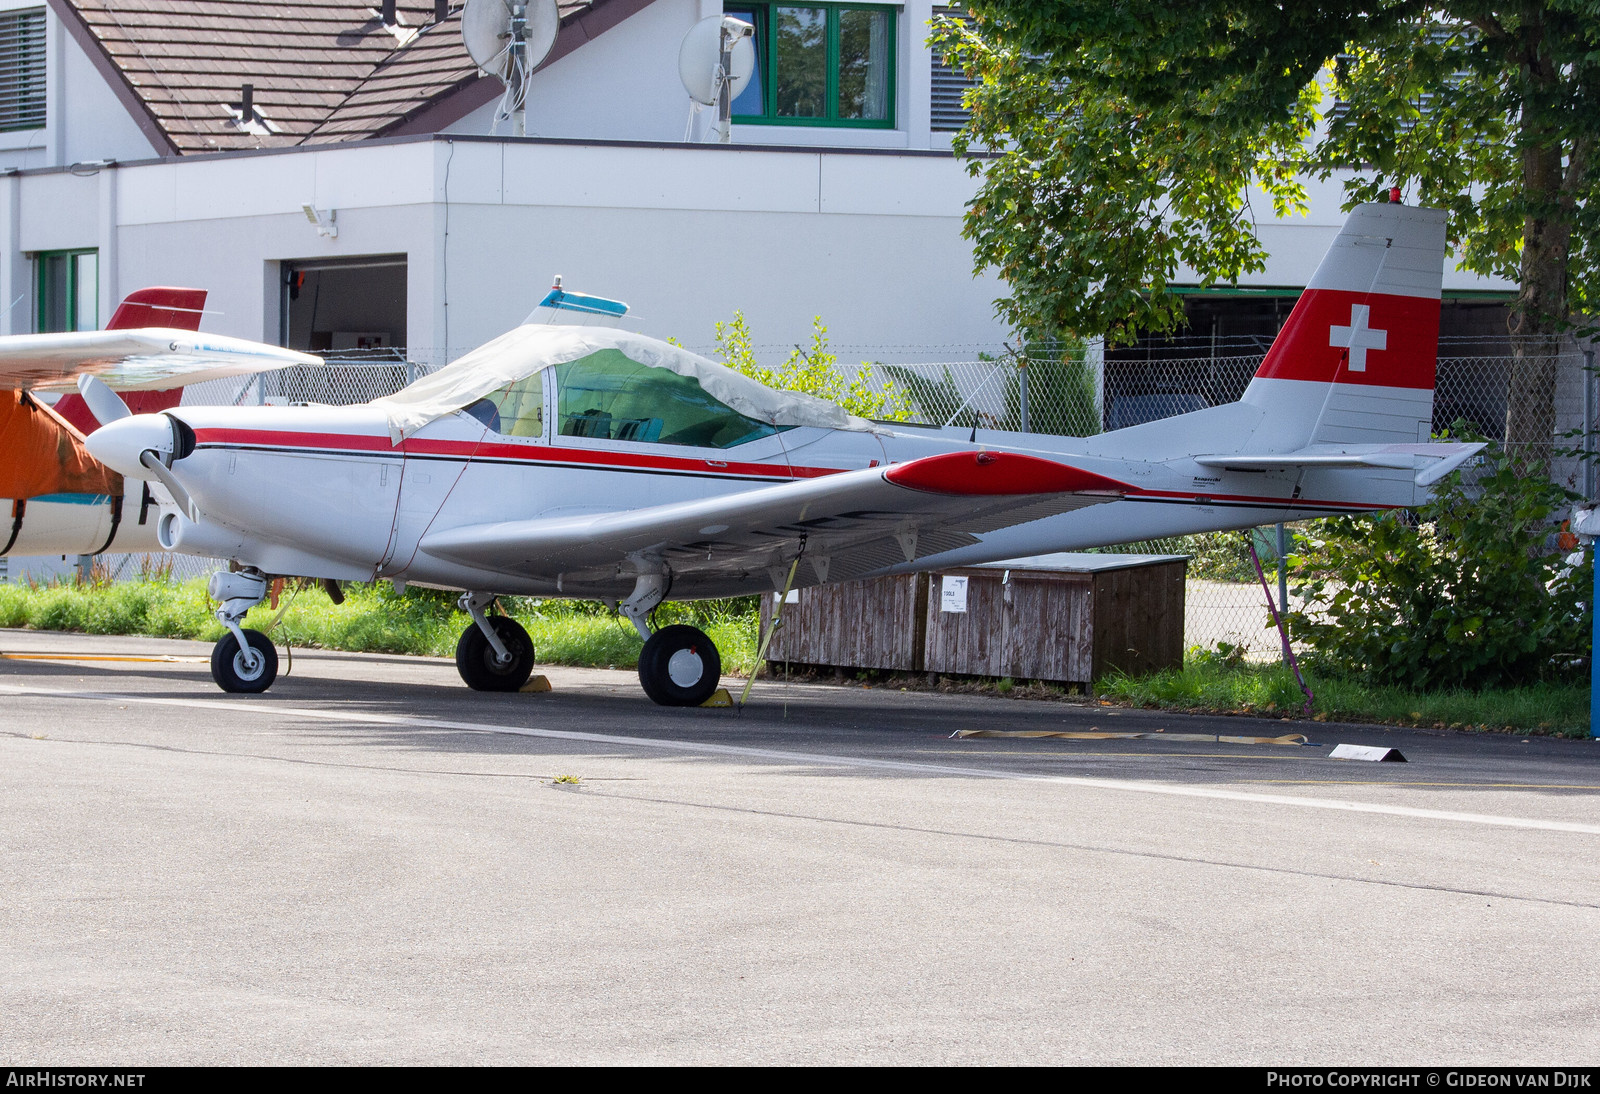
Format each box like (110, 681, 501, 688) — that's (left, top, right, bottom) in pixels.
(712, 311, 914, 421)
(934, 1, 1600, 450)
(1284, 448, 1591, 689)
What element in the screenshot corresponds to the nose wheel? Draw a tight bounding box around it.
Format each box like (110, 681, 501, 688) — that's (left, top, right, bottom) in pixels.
(206, 568, 279, 694)
(638, 624, 722, 707)
(211, 627, 279, 693)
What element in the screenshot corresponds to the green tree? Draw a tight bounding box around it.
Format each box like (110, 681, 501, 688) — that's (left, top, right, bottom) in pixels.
(932, 1, 1600, 464)
(713, 311, 914, 421)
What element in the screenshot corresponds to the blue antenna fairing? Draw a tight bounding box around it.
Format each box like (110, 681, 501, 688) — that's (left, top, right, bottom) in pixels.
(537, 284, 629, 317)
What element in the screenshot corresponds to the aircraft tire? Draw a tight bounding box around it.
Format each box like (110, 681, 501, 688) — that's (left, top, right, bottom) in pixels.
(638, 624, 721, 707)
(455, 616, 536, 692)
(211, 628, 279, 693)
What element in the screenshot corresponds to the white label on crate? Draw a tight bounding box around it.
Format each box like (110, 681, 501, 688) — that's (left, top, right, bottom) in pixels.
(783, 589, 800, 603)
(940, 575, 968, 613)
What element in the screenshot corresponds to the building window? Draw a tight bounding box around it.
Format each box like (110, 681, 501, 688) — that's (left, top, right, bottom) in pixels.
(37, 250, 97, 333)
(727, 4, 896, 128)
(0, 7, 46, 134)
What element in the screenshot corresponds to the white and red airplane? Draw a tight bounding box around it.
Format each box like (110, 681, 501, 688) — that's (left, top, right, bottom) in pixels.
(0, 287, 320, 559)
(81, 200, 1482, 705)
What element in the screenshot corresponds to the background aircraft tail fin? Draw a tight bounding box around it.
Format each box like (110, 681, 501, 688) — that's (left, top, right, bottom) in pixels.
(106, 287, 208, 332)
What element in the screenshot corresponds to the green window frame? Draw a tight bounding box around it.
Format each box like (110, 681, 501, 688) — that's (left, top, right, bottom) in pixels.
(728, 3, 897, 129)
(36, 249, 98, 333)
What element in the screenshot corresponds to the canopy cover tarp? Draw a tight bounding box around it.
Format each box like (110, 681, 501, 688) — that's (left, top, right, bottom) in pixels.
(374, 326, 876, 443)
(0, 390, 121, 499)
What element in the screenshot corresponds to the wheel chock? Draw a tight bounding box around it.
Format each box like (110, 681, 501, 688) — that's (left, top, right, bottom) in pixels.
(519, 675, 553, 694)
(701, 688, 733, 707)
(1329, 743, 1407, 762)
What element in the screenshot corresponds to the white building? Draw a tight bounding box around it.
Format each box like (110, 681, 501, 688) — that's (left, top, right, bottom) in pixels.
(0, 0, 1517, 376)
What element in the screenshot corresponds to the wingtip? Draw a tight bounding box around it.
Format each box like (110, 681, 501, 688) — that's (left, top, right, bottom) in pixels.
(884, 451, 1128, 496)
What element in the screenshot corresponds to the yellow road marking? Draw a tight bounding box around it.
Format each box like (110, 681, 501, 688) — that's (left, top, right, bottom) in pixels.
(1, 653, 207, 663)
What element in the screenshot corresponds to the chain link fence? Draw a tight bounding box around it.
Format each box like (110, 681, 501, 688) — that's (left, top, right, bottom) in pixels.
(77, 339, 1598, 664)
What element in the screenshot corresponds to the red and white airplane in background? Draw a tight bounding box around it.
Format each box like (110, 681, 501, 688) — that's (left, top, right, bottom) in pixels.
(0, 287, 320, 559)
(79, 200, 1482, 706)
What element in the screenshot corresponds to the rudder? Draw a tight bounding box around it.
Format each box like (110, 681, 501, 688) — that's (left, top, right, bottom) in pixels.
(1240, 202, 1446, 451)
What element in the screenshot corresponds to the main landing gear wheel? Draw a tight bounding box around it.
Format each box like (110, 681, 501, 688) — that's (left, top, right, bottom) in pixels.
(211, 628, 279, 693)
(638, 624, 722, 707)
(456, 616, 536, 691)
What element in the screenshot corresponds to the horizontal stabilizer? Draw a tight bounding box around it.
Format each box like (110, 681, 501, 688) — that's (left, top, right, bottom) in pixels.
(1194, 442, 1486, 487)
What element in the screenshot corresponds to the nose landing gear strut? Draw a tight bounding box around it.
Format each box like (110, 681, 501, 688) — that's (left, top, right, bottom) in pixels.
(207, 569, 278, 693)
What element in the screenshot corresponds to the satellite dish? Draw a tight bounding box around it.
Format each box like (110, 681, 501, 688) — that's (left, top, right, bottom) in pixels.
(462, 0, 559, 82)
(678, 14, 755, 107)
(461, 0, 560, 136)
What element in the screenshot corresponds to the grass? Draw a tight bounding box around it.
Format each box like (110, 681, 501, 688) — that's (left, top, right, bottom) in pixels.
(0, 576, 1587, 735)
(0, 577, 761, 675)
(1098, 655, 1592, 738)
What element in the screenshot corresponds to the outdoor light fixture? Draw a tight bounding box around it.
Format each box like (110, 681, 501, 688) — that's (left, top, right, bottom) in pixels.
(301, 203, 338, 239)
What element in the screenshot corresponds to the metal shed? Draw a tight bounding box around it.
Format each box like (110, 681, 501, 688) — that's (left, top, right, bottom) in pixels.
(763, 554, 1188, 687)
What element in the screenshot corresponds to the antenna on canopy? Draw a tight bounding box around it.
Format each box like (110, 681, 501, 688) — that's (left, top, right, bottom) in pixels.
(678, 15, 755, 143)
(461, 0, 560, 137)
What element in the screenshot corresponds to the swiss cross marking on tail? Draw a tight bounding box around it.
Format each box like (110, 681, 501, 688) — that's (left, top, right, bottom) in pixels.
(1329, 304, 1388, 372)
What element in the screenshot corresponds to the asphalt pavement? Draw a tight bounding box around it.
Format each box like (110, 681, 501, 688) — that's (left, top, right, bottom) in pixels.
(2, 627, 1597, 1065)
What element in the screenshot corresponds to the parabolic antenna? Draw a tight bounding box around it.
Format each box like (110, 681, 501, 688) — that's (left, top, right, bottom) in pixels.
(678, 14, 755, 107)
(462, 0, 559, 82)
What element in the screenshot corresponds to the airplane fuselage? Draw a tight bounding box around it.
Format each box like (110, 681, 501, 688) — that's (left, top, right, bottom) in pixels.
(144, 397, 1413, 602)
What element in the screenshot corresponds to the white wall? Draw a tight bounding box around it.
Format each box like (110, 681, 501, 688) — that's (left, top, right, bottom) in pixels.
(429, 137, 1009, 362)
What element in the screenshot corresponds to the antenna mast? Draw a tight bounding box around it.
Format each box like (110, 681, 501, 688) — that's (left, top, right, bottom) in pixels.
(508, 1, 528, 137)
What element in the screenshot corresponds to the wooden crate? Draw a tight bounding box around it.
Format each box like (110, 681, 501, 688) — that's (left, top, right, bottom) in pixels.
(763, 572, 931, 671)
(924, 555, 1186, 684)
(762, 554, 1186, 686)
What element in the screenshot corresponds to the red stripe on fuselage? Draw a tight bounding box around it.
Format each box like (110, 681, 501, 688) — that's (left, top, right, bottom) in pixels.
(190, 427, 840, 480)
(1254, 288, 1441, 390)
(191, 428, 1396, 513)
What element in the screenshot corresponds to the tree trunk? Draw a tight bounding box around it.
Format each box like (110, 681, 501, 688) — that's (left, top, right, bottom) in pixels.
(1503, 1, 1571, 475)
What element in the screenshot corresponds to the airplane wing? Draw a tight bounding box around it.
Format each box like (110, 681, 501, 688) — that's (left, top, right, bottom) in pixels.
(1194, 441, 1487, 488)
(0, 330, 322, 392)
(420, 451, 1130, 588)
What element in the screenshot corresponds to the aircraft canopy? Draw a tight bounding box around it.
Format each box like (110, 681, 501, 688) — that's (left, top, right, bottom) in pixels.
(374, 326, 875, 444)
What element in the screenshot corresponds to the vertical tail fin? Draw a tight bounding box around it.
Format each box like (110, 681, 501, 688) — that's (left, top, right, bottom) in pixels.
(1241, 202, 1446, 450)
(105, 287, 208, 332)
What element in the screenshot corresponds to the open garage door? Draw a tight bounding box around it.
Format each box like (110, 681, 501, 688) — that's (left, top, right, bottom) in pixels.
(282, 256, 407, 359)
(278, 255, 409, 405)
